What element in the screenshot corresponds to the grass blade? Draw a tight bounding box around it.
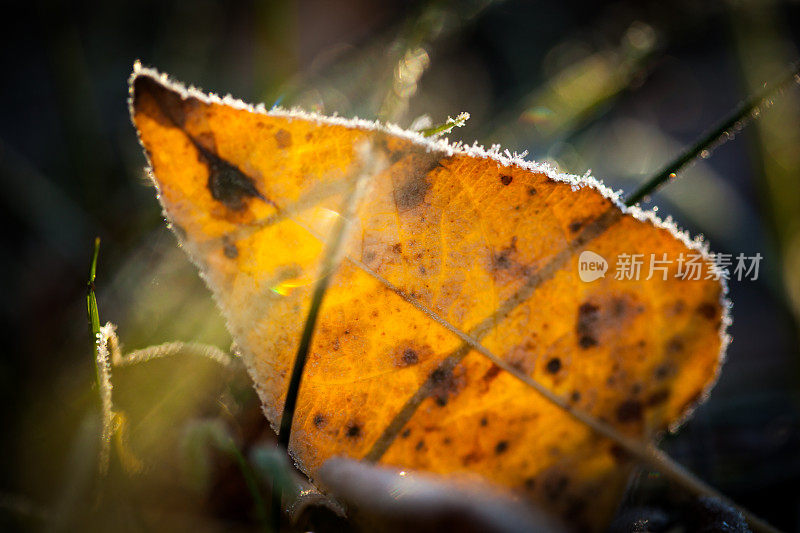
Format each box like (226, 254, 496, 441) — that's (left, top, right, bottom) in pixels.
(625, 61, 800, 207)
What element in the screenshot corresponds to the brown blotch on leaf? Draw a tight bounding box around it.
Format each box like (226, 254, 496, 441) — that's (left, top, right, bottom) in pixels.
(665, 335, 684, 355)
(697, 302, 717, 320)
(495, 440, 509, 454)
(500, 175, 513, 186)
(429, 366, 462, 407)
(462, 451, 482, 465)
(482, 364, 502, 383)
(134, 74, 192, 128)
(391, 242, 403, 254)
(393, 155, 438, 211)
(576, 302, 600, 349)
(545, 357, 562, 374)
(616, 399, 643, 423)
(400, 348, 419, 367)
(568, 220, 584, 233)
(274, 128, 292, 149)
(199, 144, 266, 211)
(495, 250, 512, 269)
(395, 343, 431, 368)
(655, 363, 674, 380)
(345, 423, 362, 438)
(223, 242, 238, 259)
(646, 389, 670, 407)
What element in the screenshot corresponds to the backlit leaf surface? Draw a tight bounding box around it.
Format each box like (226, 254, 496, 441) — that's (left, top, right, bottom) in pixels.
(130, 64, 728, 528)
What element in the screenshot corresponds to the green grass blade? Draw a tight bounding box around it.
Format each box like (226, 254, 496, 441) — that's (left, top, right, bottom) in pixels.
(625, 61, 800, 207)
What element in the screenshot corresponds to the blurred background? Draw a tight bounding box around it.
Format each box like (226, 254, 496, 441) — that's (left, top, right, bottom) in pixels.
(1, 0, 799, 530)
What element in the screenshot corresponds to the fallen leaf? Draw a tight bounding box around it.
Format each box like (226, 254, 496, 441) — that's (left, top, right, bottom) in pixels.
(129, 63, 729, 529)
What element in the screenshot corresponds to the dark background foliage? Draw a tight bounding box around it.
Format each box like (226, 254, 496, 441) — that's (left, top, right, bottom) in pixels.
(1, 0, 799, 530)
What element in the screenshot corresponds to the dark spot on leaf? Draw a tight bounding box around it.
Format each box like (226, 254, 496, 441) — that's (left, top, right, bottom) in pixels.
(394, 155, 438, 211)
(431, 368, 446, 383)
(313, 414, 326, 428)
(524, 477, 536, 491)
(579, 336, 597, 349)
(495, 250, 512, 269)
(415, 440, 425, 451)
(401, 348, 418, 366)
(133, 75, 191, 127)
(609, 444, 629, 463)
(462, 451, 481, 465)
(346, 424, 361, 438)
(570, 391, 581, 402)
(647, 389, 670, 406)
(697, 302, 717, 320)
(401, 428, 411, 439)
(655, 363, 674, 380)
(666, 336, 684, 355)
(616, 399, 643, 423)
(495, 440, 509, 454)
(500, 175, 513, 186)
(545, 358, 562, 374)
(274, 128, 292, 149)
(391, 242, 402, 254)
(305, 132, 313, 141)
(223, 242, 238, 259)
(429, 366, 462, 406)
(576, 302, 600, 349)
(611, 298, 628, 316)
(479, 417, 488, 427)
(528, 187, 537, 195)
(569, 220, 584, 233)
(443, 437, 451, 445)
(482, 364, 502, 383)
(198, 144, 265, 211)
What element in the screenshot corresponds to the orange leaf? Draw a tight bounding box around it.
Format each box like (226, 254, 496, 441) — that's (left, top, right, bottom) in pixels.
(129, 64, 729, 529)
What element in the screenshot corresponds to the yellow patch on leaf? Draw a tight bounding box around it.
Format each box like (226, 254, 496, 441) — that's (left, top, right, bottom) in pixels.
(130, 64, 728, 529)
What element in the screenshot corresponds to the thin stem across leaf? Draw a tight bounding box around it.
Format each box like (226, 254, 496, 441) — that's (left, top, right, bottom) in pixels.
(274, 143, 381, 526)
